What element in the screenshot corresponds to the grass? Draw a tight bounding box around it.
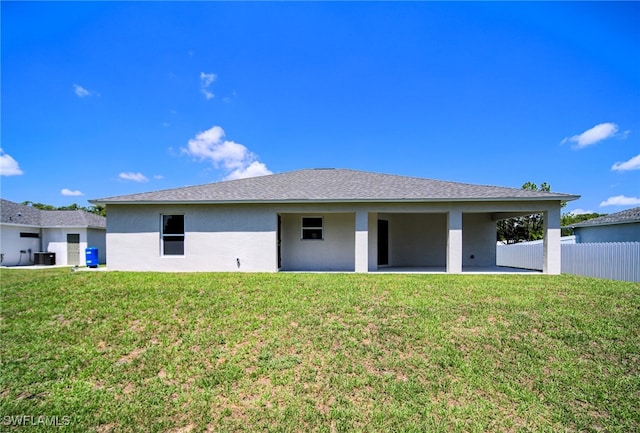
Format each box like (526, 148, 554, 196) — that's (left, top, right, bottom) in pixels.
(1, 269, 639, 432)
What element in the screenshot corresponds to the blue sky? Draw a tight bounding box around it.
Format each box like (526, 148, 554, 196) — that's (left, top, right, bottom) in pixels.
(2, 1, 639, 214)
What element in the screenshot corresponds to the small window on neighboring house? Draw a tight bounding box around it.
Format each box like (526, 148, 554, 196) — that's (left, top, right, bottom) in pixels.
(20, 232, 39, 238)
(162, 215, 184, 255)
(302, 217, 323, 240)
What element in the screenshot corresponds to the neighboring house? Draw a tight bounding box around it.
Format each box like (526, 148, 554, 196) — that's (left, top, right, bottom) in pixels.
(91, 168, 579, 274)
(0, 199, 107, 266)
(497, 235, 577, 246)
(567, 207, 640, 243)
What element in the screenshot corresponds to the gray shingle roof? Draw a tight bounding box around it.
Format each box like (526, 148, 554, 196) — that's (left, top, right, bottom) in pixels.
(92, 168, 579, 204)
(569, 207, 640, 228)
(0, 199, 42, 225)
(0, 199, 106, 228)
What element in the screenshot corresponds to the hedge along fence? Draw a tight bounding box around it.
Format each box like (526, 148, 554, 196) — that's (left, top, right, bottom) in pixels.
(497, 241, 640, 282)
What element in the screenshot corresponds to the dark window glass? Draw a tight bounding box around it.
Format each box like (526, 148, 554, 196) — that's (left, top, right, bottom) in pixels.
(20, 232, 39, 238)
(162, 215, 184, 255)
(302, 217, 323, 228)
(163, 215, 184, 235)
(163, 236, 185, 255)
(302, 217, 323, 240)
(302, 229, 323, 240)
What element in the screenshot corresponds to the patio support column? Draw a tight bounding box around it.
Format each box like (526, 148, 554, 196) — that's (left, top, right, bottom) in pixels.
(447, 209, 463, 273)
(543, 205, 561, 275)
(368, 213, 378, 272)
(355, 210, 369, 273)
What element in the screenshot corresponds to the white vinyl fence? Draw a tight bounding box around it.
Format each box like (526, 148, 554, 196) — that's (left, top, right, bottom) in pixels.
(496, 242, 543, 271)
(496, 242, 640, 282)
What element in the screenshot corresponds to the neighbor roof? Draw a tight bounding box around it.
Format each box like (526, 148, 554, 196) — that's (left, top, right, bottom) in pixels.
(91, 168, 579, 204)
(0, 199, 106, 228)
(569, 207, 640, 228)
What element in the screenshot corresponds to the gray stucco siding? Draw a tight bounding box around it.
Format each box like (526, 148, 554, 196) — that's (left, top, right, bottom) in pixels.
(106, 204, 277, 272)
(87, 228, 107, 264)
(575, 223, 640, 243)
(385, 213, 447, 267)
(280, 212, 355, 271)
(462, 213, 497, 267)
(0, 225, 41, 266)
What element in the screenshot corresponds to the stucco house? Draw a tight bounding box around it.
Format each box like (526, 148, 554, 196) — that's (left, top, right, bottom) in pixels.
(91, 169, 578, 273)
(568, 207, 640, 243)
(0, 199, 107, 267)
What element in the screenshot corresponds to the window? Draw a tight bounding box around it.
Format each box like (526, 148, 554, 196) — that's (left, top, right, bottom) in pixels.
(302, 217, 323, 240)
(20, 232, 39, 238)
(162, 215, 184, 255)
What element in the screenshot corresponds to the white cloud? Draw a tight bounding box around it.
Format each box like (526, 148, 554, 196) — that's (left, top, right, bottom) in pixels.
(600, 195, 640, 207)
(73, 84, 98, 98)
(200, 72, 216, 100)
(74, 84, 90, 97)
(225, 161, 272, 180)
(182, 125, 272, 180)
(153, 175, 164, 180)
(562, 122, 619, 149)
(119, 172, 149, 182)
(611, 153, 640, 172)
(200, 72, 215, 87)
(566, 208, 595, 215)
(0, 148, 24, 176)
(61, 188, 84, 196)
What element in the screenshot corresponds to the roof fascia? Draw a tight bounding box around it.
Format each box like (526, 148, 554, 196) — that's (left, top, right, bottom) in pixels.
(0, 222, 42, 228)
(41, 225, 104, 229)
(93, 195, 580, 206)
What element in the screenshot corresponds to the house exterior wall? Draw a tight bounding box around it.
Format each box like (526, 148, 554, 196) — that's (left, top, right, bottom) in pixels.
(372, 212, 496, 269)
(574, 222, 640, 243)
(462, 213, 497, 267)
(384, 213, 447, 267)
(42, 228, 88, 266)
(280, 213, 355, 271)
(103, 200, 563, 273)
(106, 204, 277, 272)
(0, 224, 106, 267)
(87, 228, 107, 264)
(0, 224, 41, 266)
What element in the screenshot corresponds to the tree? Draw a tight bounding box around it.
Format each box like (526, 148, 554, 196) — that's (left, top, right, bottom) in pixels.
(21, 201, 56, 211)
(497, 182, 607, 242)
(87, 205, 107, 217)
(560, 212, 606, 236)
(497, 182, 555, 244)
(21, 201, 106, 217)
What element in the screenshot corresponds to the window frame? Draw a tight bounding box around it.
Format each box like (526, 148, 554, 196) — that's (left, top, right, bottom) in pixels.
(161, 214, 185, 256)
(301, 216, 324, 240)
(20, 232, 40, 238)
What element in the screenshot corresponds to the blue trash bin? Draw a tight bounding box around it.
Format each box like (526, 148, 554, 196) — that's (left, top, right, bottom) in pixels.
(85, 247, 99, 268)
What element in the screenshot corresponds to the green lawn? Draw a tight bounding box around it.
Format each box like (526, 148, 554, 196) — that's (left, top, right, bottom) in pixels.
(1, 269, 638, 432)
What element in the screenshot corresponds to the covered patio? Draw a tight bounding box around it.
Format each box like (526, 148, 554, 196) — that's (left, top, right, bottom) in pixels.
(277, 206, 561, 274)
